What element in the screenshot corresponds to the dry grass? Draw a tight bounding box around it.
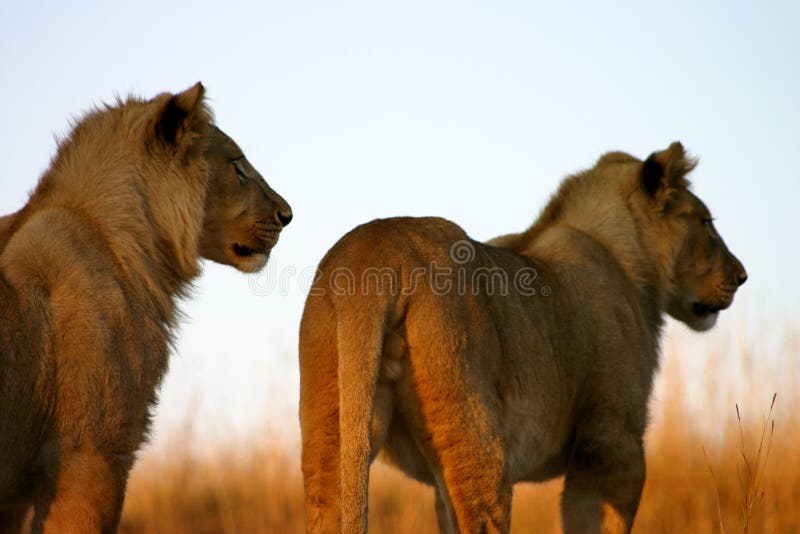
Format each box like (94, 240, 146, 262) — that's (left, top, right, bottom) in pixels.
(120, 320, 800, 533)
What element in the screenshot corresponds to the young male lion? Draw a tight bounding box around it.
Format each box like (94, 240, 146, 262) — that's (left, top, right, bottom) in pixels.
(0, 83, 292, 533)
(299, 142, 746, 534)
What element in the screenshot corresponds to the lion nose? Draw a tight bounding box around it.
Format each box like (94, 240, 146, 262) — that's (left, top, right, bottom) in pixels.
(736, 268, 748, 286)
(728, 254, 747, 287)
(276, 207, 293, 227)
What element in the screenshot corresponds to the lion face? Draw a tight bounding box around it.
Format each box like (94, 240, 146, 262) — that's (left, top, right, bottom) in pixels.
(641, 143, 747, 331)
(661, 191, 747, 331)
(199, 126, 292, 273)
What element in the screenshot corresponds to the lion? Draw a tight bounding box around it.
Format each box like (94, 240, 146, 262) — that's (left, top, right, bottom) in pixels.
(0, 83, 292, 533)
(298, 142, 746, 534)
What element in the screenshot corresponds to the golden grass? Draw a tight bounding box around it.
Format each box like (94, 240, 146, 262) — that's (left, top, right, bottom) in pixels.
(120, 321, 800, 533)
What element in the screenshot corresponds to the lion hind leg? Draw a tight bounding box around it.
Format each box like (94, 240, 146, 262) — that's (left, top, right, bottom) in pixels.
(560, 432, 645, 534)
(434, 487, 459, 534)
(424, 420, 512, 534)
(300, 374, 341, 534)
(335, 300, 392, 534)
(300, 295, 342, 533)
(0, 504, 30, 534)
(402, 349, 511, 531)
(432, 427, 512, 534)
(300, 293, 395, 534)
(32, 449, 123, 534)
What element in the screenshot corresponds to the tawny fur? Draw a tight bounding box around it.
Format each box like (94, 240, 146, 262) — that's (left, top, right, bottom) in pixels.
(0, 83, 291, 533)
(298, 142, 746, 534)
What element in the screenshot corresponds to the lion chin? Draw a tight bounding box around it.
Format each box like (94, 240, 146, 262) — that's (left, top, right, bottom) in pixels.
(688, 308, 720, 332)
(230, 243, 272, 273)
(668, 298, 727, 332)
(689, 297, 737, 331)
(238, 252, 271, 273)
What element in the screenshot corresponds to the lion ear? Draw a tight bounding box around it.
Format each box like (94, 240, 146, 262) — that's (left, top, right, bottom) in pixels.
(641, 141, 697, 201)
(154, 82, 208, 149)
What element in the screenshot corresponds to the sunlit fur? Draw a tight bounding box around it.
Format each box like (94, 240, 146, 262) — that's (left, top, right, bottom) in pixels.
(0, 84, 290, 533)
(298, 142, 745, 533)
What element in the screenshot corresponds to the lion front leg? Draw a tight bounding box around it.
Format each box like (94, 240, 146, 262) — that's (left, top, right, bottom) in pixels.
(560, 432, 645, 534)
(31, 449, 125, 534)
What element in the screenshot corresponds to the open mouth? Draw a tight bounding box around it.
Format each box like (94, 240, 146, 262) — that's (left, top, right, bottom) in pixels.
(232, 231, 279, 260)
(233, 243, 260, 258)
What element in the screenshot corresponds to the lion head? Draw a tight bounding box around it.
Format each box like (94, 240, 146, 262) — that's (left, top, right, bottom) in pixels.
(199, 126, 292, 273)
(636, 142, 747, 331)
(517, 142, 747, 333)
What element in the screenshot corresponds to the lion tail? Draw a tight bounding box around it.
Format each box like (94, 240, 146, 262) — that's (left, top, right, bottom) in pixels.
(335, 296, 389, 533)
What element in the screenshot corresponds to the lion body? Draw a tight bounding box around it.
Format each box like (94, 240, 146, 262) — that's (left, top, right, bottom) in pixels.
(0, 84, 291, 533)
(299, 144, 745, 533)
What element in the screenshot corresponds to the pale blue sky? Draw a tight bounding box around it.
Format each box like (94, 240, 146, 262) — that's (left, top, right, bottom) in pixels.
(1, 1, 797, 444)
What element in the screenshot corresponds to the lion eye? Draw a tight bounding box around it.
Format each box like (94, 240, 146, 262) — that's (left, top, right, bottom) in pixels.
(232, 158, 248, 184)
(702, 218, 717, 237)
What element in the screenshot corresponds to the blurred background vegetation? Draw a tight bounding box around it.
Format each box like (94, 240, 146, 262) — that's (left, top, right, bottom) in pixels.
(118, 317, 798, 533)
